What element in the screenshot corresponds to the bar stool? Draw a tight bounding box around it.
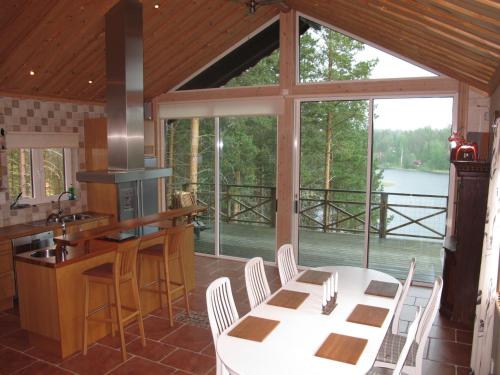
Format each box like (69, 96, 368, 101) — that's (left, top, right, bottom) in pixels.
(82, 238, 146, 362)
(138, 224, 191, 327)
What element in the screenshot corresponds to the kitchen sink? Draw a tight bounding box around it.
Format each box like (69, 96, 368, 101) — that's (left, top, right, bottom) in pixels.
(30, 249, 56, 258)
(61, 213, 93, 222)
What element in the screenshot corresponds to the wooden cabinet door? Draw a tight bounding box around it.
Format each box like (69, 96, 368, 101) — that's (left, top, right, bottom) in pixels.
(0, 240, 13, 281)
(0, 271, 14, 299)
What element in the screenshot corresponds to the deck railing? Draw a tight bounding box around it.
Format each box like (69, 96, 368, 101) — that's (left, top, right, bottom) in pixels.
(176, 183, 448, 240)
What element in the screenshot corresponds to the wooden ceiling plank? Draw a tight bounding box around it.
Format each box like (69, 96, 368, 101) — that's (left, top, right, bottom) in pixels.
(144, 15, 232, 84)
(144, 1, 245, 74)
(0, 3, 72, 86)
(147, 8, 277, 97)
(374, 0, 500, 58)
(332, 1, 494, 79)
(402, 0, 500, 46)
(143, 1, 204, 50)
(34, 3, 116, 92)
(145, 6, 276, 96)
(339, 0, 496, 73)
(43, 37, 106, 97)
(442, 0, 500, 16)
(0, 1, 114, 90)
(338, 1, 497, 72)
(0, 0, 59, 60)
(424, 0, 500, 31)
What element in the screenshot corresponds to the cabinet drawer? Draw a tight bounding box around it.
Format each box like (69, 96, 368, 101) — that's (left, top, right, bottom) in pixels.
(0, 271, 14, 299)
(0, 252, 12, 274)
(0, 240, 12, 255)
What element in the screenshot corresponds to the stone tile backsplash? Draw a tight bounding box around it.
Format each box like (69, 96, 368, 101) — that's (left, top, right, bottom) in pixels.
(0, 96, 104, 227)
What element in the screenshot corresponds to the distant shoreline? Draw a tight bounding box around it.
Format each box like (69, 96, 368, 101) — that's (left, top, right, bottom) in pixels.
(378, 167, 450, 175)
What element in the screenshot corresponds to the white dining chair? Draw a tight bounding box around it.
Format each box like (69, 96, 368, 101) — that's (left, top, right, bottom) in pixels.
(374, 277, 443, 375)
(245, 257, 271, 310)
(277, 243, 298, 286)
(206, 277, 239, 375)
(392, 258, 416, 335)
(368, 307, 422, 375)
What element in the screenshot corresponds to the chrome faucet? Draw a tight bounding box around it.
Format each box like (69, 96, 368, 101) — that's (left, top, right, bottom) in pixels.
(46, 191, 71, 224)
(57, 191, 71, 215)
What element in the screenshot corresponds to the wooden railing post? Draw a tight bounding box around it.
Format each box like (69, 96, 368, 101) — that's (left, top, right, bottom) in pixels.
(323, 190, 329, 233)
(270, 187, 277, 228)
(226, 185, 231, 223)
(379, 193, 388, 238)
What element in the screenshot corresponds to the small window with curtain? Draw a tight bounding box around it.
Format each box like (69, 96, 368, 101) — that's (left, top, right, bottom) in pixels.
(6, 132, 78, 206)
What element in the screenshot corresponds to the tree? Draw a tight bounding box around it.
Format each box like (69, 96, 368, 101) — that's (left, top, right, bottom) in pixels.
(298, 23, 380, 231)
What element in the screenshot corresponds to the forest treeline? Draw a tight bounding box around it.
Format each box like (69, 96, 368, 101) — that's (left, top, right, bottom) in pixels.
(374, 127, 450, 172)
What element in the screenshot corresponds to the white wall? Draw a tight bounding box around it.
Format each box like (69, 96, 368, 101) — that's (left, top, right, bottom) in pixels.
(471, 84, 500, 374)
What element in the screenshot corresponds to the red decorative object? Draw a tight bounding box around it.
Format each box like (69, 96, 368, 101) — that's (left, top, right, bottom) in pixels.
(448, 131, 466, 161)
(456, 143, 478, 161)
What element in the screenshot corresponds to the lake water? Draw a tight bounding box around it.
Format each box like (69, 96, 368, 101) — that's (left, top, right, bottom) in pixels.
(379, 168, 449, 239)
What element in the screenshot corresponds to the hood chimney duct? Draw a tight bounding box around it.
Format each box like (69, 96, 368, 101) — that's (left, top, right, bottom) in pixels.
(105, 0, 144, 171)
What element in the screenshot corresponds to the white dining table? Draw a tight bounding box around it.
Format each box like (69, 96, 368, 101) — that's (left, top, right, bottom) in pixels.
(217, 266, 402, 375)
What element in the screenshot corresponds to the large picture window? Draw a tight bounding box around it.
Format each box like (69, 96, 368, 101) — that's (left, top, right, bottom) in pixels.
(8, 148, 71, 204)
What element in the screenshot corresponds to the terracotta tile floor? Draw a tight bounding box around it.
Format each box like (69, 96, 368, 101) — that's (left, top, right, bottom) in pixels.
(0, 255, 473, 375)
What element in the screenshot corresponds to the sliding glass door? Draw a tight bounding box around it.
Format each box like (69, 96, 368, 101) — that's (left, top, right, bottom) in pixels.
(296, 97, 452, 283)
(165, 118, 216, 255)
(369, 98, 452, 283)
(219, 115, 277, 261)
(165, 115, 277, 261)
(298, 100, 369, 268)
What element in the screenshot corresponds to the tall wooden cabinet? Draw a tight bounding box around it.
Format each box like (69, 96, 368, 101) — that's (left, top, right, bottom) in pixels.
(84, 118, 119, 221)
(440, 161, 490, 326)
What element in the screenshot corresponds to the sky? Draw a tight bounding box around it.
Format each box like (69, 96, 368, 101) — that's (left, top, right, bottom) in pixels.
(352, 40, 453, 131)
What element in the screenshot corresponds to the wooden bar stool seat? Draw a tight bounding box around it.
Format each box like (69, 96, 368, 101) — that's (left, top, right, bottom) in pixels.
(83, 263, 114, 278)
(82, 238, 146, 362)
(138, 224, 192, 327)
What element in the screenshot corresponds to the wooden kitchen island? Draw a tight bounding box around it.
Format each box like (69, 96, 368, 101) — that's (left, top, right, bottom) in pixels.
(15, 206, 206, 359)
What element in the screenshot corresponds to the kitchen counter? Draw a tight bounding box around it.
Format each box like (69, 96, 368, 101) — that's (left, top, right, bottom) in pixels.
(14, 208, 201, 358)
(0, 211, 112, 241)
(15, 240, 117, 268)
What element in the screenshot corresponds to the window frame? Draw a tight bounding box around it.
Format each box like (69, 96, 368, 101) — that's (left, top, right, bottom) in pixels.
(9, 148, 73, 205)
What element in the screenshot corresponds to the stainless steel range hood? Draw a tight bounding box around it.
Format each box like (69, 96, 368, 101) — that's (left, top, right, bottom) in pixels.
(77, 0, 171, 184)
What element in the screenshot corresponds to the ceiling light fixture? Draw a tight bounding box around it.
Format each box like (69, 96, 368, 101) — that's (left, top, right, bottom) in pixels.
(29, 70, 35, 76)
(154, 4, 159, 9)
(88, 80, 93, 84)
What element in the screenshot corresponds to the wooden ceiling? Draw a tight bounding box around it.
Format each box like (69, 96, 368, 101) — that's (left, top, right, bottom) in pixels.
(0, 0, 499, 103)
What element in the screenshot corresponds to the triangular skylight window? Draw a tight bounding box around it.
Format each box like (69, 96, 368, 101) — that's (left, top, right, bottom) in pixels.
(299, 17, 435, 83)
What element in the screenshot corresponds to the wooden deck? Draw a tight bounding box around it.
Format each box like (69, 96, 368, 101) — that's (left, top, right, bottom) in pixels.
(194, 223, 443, 284)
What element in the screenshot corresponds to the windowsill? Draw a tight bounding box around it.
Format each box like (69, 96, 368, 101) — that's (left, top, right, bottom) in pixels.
(10, 197, 79, 209)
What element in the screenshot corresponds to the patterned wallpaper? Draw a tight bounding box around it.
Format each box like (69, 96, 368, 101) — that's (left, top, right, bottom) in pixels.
(0, 96, 104, 227)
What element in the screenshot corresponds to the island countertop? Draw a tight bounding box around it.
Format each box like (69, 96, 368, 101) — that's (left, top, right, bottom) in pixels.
(53, 206, 206, 247)
(15, 240, 118, 268)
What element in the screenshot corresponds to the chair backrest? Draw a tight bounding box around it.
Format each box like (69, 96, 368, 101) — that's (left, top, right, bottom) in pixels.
(172, 191, 196, 209)
(245, 257, 271, 309)
(206, 277, 239, 345)
(163, 224, 192, 259)
(277, 243, 298, 286)
(393, 307, 422, 375)
(392, 258, 416, 334)
(114, 237, 141, 279)
(413, 277, 443, 371)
